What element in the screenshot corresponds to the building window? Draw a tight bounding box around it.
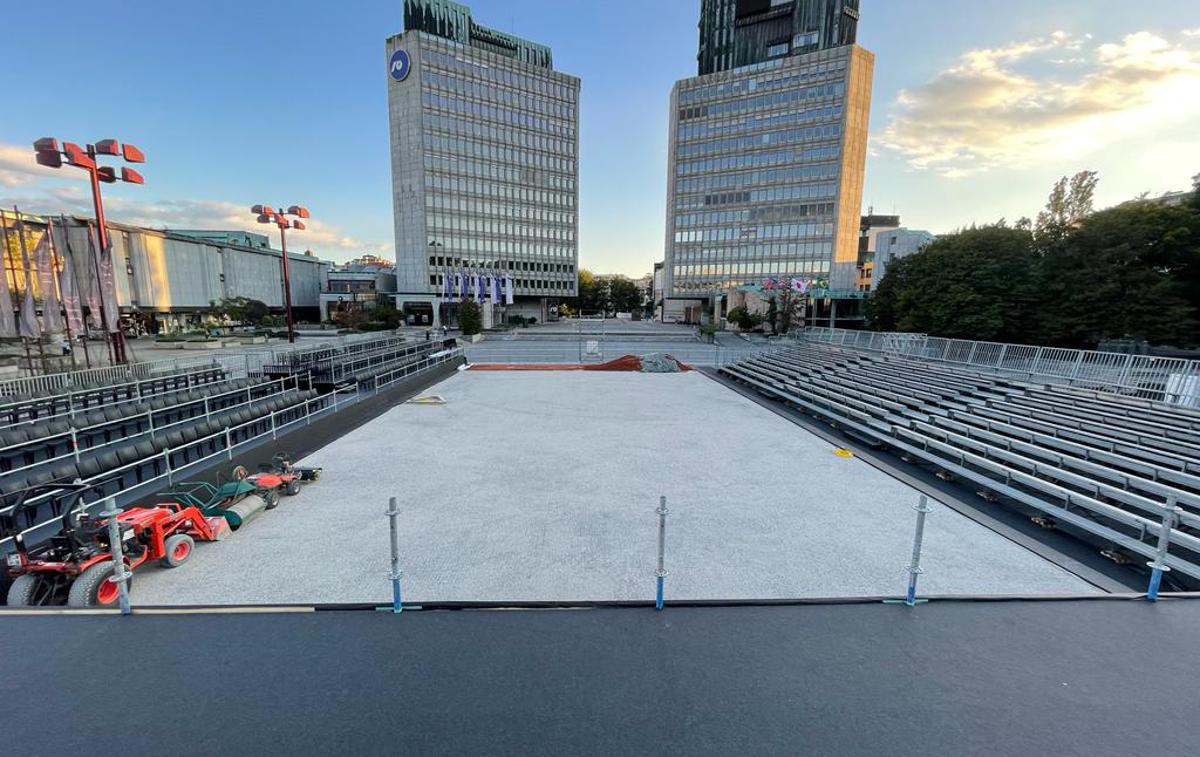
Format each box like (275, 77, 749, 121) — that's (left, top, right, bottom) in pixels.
(793, 31, 819, 49)
(766, 42, 789, 58)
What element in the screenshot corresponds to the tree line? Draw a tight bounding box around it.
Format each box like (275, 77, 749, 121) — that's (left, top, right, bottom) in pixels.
(563, 269, 646, 316)
(867, 172, 1200, 348)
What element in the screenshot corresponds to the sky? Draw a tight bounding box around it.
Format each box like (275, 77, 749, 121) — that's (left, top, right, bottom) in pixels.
(1, 0, 1199, 277)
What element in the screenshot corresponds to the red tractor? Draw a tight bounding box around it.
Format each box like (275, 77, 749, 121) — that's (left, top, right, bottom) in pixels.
(247, 452, 321, 497)
(5, 483, 229, 607)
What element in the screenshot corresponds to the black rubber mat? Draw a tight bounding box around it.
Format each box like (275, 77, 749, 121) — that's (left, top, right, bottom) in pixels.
(2, 598, 1197, 756)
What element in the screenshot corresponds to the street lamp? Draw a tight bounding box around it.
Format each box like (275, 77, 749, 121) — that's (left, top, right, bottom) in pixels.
(251, 204, 309, 343)
(33, 136, 145, 364)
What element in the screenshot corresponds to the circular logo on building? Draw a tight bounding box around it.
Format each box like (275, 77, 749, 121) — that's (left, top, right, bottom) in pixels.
(389, 49, 411, 81)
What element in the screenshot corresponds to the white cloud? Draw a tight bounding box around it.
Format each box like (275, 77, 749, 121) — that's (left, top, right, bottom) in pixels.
(875, 30, 1200, 177)
(0, 145, 389, 262)
(0, 143, 86, 188)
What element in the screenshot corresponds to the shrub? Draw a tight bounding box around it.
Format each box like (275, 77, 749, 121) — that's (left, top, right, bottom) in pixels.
(726, 306, 763, 331)
(459, 298, 482, 335)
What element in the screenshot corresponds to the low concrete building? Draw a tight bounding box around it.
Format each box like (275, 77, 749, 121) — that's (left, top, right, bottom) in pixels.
(13, 214, 332, 333)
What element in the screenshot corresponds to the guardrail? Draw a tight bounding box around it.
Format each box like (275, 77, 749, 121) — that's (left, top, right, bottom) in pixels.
(0, 347, 464, 553)
(462, 342, 788, 367)
(0, 376, 300, 479)
(800, 327, 1200, 408)
(0, 333, 414, 398)
(0, 366, 229, 428)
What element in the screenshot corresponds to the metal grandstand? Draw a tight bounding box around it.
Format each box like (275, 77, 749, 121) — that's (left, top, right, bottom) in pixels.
(801, 327, 1200, 408)
(719, 340, 1200, 583)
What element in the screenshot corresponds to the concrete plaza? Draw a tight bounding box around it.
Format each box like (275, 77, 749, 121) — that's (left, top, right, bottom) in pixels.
(132, 370, 1098, 605)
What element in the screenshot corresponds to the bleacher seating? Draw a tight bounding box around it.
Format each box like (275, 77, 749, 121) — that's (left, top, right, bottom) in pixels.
(0, 364, 227, 427)
(0, 375, 327, 547)
(719, 343, 1200, 581)
(265, 338, 438, 388)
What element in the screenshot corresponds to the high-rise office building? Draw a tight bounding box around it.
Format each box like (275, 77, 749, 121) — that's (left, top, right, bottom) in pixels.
(387, 0, 580, 325)
(698, 0, 860, 75)
(661, 1, 872, 322)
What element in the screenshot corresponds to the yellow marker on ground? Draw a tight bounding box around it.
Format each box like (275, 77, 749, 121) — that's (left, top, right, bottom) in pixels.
(834, 447, 854, 458)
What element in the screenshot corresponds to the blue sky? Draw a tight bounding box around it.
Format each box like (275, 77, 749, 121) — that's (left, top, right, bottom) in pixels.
(2, 0, 1199, 276)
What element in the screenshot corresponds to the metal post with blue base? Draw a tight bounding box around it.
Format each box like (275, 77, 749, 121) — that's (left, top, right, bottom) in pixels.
(655, 496, 668, 611)
(100, 497, 133, 616)
(380, 496, 404, 614)
(884, 495, 933, 607)
(1147, 500, 1181, 602)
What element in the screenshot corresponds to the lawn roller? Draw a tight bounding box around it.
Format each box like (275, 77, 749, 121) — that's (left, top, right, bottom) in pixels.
(156, 465, 279, 530)
(5, 483, 229, 607)
(248, 452, 322, 496)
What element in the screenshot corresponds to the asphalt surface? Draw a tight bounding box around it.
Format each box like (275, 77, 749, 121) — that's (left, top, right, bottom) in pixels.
(2, 599, 1197, 756)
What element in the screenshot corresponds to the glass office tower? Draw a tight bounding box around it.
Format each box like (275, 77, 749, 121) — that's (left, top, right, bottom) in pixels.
(387, 0, 580, 322)
(662, 2, 872, 319)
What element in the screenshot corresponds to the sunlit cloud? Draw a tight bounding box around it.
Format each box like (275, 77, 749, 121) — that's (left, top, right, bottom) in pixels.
(0, 143, 85, 188)
(875, 30, 1200, 178)
(0, 143, 389, 262)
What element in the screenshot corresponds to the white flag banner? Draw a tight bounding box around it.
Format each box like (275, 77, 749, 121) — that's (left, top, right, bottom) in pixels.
(504, 275, 514, 305)
(56, 222, 84, 335)
(473, 272, 482, 300)
(16, 218, 39, 340)
(35, 224, 63, 335)
(457, 271, 467, 298)
(98, 238, 120, 334)
(490, 274, 500, 302)
(0, 221, 17, 338)
(85, 224, 104, 329)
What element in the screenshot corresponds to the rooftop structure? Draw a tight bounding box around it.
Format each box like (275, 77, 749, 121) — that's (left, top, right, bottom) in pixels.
(699, 0, 861, 75)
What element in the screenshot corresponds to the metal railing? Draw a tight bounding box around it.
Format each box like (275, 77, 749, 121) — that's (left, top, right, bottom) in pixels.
(0, 366, 228, 428)
(800, 327, 1200, 408)
(462, 342, 789, 368)
(0, 376, 300, 479)
(0, 333, 414, 398)
(0, 348, 464, 553)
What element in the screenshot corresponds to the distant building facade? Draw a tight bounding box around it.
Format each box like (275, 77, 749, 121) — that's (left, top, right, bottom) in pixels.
(856, 214, 933, 292)
(869, 228, 934, 290)
(662, 40, 874, 322)
(0, 212, 330, 333)
(386, 0, 581, 326)
(320, 256, 400, 321)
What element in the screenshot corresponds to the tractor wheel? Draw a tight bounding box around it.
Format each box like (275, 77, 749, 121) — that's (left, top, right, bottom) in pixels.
(67, 561, 130, 608)
(263, 488, 281, 510)
(160, 534, 195, 568)
(284, 479, 302, 496)
(7, 574, 47, 607)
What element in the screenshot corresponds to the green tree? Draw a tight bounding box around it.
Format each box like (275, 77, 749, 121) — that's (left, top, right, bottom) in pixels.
(726, 306, 762, 330)
(574, 269, 607, 314)
(608, 276, 642, 313)
(459, 297, 482, 336)
(215, 297, 269, 325)
(1040, 201, 1200, 346)
(1035, 170, 1098, 243)
(370, 303, 404, 329)
(867, 225, 1043, 342)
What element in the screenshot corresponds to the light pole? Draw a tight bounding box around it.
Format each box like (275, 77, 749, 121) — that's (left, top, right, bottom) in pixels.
(33, 137, 145, 364)
(251, 204, 309, 344)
